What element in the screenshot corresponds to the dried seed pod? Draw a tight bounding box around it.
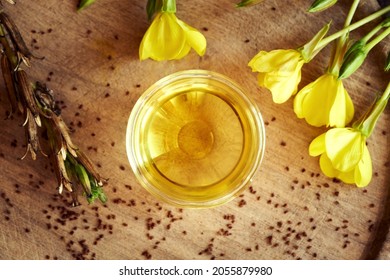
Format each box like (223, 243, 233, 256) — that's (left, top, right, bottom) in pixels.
(20, 143, 37, 160)
(3, 0, 16, 5)
(0, 0, 15, 8)
(1, 53, 20, 116)
(51, 113, 78, 157)
(0, 12, 33, 61)
(17, 51, 31, 68)
(51, 154, 73, 193)
(55, 152, 73, 193)
(34, 82, 58, 116)
(25, 109, 39, 152)
(16, 69, 41, 126)
(20, 109, 39, 160)
(43, 112, 65, 155)
(76, 149, 106, 185)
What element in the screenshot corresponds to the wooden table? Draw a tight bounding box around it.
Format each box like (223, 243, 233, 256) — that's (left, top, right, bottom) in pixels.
(0, 0, 389, 260)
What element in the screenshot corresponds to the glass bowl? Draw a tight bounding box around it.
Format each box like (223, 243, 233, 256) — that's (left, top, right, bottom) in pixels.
(126, 70, 265, 208)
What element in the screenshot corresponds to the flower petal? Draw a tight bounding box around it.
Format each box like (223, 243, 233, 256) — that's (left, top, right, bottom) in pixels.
(336, 169, 355, 184)
(257, 73, 266, 88)
(354, 145, 372, 187)
(248, 49, 302, 73)
(344, 88, 355, 125)
(319, 153, 338, 178)
(328, 80, 354, 127)
(325, 128, 364, 172)
(309, 133, 326, 156)
(173, 44, 191, 60)
(293, 73, 355, 128)
(248, 49, 304, 103)
(297, 74, 335, 126)
(293, 89, 305, 118)
(263, 61, 304, 103)
(319, 154, 355, 184)
(177, 19, 207, 56)
(139, 13, 187, 61)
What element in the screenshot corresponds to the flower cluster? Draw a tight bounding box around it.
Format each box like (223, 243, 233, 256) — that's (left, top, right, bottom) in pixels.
(249, 0, 390, 187)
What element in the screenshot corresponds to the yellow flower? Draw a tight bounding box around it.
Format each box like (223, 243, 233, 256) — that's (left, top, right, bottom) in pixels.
(293, 73, 354, 127)
(309, 128, 372, 187)
(248, 49, 305, 103)
(139, 12, 207, 61)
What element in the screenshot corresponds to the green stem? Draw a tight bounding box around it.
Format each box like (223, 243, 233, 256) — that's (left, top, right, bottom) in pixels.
(329, 0, 360, 74)
(344, 0, 360, 28)
(365, 26, 390, 52)
(317, 5, 390, 50)
(162, 0, 176, 13)
(362, 21, 385, 43)
(381, 81, 390, 102)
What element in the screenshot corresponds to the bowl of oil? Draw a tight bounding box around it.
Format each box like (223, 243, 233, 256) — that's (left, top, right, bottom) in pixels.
(126, 70, 265, 208)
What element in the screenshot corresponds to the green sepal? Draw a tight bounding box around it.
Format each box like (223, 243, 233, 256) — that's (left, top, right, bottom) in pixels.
(339, 46, 367, 79)
(308, 0, 337, 13)
(236, 0, 263, 8)
(353, 91, 389, 137)
(298, 22, 331, 62)
(162, 0, 176, 13)
(77, 0, 96, 11)
(147, 0, 163, 20)
(344, 39, 365, 61)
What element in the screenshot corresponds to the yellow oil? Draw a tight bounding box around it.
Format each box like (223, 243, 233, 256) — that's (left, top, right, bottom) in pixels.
(128, 71, 264, 207)
(146, 91, 243, 187)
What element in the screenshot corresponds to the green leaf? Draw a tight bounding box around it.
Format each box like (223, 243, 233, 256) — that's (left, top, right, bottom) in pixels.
(78, 0, 96, 11)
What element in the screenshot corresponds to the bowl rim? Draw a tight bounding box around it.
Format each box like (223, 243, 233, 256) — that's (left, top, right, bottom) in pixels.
(126, 69, 266, 208)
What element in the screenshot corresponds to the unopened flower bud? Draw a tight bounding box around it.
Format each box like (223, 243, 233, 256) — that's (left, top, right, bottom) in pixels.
(344, 40, 366, 61)
(339, 47, 367, 79)
(308, 0, 337, 13)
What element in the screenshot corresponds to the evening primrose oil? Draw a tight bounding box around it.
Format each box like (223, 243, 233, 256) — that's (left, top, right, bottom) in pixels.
(126, 70, 265, 208)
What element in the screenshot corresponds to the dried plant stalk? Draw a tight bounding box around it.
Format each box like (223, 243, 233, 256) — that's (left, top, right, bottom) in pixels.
(0, 5, 107, 206)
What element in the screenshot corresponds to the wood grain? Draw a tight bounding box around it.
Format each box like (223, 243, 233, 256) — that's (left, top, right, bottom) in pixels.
(0, 0, 389, 260)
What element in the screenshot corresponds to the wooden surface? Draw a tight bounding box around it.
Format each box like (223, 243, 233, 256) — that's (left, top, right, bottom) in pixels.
(0, 0, 389, 260)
